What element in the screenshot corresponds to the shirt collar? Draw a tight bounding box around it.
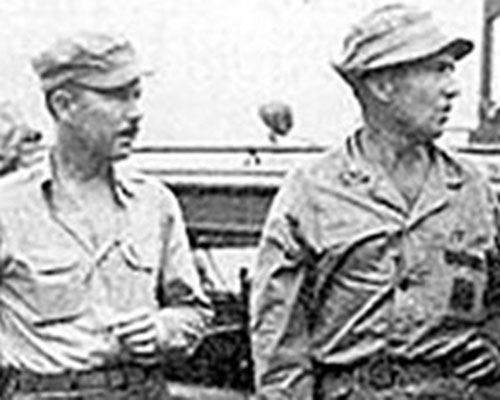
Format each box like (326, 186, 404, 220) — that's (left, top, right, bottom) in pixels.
(38, 149, 136, 207)
(111, 163, 136, 205)
(433, 148, 468, 190)
(341, 130, 468, 191)
(339, 130, 378, 187)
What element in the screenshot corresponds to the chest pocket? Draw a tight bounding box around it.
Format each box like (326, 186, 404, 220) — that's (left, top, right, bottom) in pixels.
(444, 248, 488, 323)
(17, 254, 87, 325)
(115, 240, 158, 310)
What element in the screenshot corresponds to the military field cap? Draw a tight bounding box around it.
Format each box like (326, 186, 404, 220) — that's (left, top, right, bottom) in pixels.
(31, 32, 150, 92)
(333, 3, 473, 77)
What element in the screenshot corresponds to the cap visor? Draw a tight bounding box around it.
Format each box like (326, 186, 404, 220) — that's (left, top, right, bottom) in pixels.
(439, 38, 474, 61)
(332, 34, 474, 77)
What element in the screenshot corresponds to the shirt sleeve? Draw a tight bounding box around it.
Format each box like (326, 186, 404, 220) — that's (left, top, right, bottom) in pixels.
(154, 187, 213, 353)
(481, 186, 500, 347)
(0, 218, 6, 276)
(250, 168, 318, 400)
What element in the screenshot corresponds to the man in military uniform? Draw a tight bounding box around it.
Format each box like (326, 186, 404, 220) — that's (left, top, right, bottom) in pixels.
(251, 4, 500, 399)
(0, 32, 211, 399)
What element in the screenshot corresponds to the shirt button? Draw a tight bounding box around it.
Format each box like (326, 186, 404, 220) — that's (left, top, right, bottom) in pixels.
(399, 277, 410, 291)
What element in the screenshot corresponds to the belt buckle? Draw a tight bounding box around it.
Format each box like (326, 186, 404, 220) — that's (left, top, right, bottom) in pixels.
(125, 366, 145, 385)
(77, 369, 106, 389)
(17, 372, 38, 393)
(358, 354, 398, 391)
(106, 368, 126, 388)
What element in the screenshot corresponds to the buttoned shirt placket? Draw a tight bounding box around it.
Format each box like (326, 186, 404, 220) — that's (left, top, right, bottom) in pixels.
(340, 138, 465, 353)
(42, 170, 146, 340)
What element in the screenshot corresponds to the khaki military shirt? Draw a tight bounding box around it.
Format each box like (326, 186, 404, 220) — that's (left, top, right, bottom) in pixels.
(251, 133, 500, 399)
(0, 156, 211, 373)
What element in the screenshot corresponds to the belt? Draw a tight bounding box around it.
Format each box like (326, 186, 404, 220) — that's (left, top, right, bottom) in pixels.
(315, 353, 461, 394)
(13, 364, 163, 393)
(358, 354, 453, 390)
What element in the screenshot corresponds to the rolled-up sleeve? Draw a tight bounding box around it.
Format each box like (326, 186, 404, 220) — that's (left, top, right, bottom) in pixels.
(251, 169, 318, 400)
(155, 188, 213, 353)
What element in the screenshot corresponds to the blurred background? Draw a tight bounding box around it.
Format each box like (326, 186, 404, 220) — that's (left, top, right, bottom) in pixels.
(0, 0, 481, 147)
(0, 2, 490, 396)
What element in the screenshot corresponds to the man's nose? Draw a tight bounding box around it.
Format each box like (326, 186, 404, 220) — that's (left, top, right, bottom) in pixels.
(126, 100, 144, 123)
(444, 74, 460, 99)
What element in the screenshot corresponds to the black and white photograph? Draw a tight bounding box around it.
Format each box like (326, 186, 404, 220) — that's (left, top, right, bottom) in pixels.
(0, 1, 499, 399)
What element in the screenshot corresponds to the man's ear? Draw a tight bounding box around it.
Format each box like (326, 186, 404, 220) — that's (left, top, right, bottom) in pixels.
(364, 74, 395, 103)
(49, 88, 77, 121)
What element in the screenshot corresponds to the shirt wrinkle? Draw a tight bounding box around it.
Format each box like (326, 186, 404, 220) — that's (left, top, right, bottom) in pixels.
(0, 155, 211, 373)
(251, 134, 498, 398)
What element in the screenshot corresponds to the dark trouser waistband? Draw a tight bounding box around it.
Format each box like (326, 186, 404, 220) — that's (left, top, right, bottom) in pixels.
(12, 364, 165, 394)
(313, 354, 478, 400)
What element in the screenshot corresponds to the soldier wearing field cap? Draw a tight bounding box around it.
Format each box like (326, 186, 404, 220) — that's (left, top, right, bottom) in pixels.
(252, 4, 500, 399)
(0, 32, 211, 399)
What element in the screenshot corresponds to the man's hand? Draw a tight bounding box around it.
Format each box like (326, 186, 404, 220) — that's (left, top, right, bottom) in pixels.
(409, 331, 500, 382)
(111, 308, 160, 365)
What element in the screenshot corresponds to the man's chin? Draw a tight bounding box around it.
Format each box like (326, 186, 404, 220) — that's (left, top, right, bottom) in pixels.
(111, 140, 135, 161)
(429, 129, 444, 141)
(110, 148, 133, 162)
(412, 128, 443, 144)
(112, 154, 132, 163)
